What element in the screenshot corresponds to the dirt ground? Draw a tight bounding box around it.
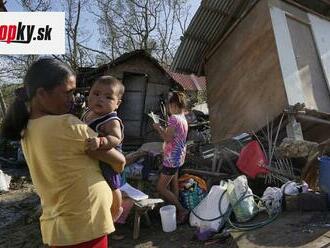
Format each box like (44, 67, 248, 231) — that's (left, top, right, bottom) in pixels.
(0, 164, 330, 248)
(1, 182, 330, 248)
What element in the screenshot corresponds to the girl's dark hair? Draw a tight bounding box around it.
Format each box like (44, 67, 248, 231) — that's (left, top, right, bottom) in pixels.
(94, 75, 125, 99)
(168, 91, 187, 109)
(1, 58, 74, 140)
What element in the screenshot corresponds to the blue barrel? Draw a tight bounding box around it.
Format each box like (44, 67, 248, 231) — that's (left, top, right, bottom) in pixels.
(319, 156, 330, 204)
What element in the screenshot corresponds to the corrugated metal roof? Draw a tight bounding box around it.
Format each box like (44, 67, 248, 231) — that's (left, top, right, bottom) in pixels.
(78, 50, 192, 92)
(167, 70, 206, 91)
(171, 0, 256, 74)
(171, 0, 330, 75)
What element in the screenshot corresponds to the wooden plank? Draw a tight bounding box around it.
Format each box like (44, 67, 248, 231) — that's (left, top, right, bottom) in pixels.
(124, 73, 147, 91)
(133, 198, 163, 239)
(135, 198, 164, 208)
(145, 84, 169, 95)
(122, 121, 142, 138)
(283, 0, 330, 21)
(270, 5, 305, 105)
(309, 13, 330, 93)
(206, 0, 287, 142)
(144, 95, 164, 113)
(286, 15, 330, 112)
(133, 210, 141, 239)
(270, 0, 311, 23)
(182, 168, 234, 178)
(118, 73, 147, 138)
(119, 92, 145, 119)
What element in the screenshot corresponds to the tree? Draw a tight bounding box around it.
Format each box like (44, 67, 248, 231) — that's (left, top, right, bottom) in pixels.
(0, 0, 103, 78)
(96, 0, 191, 66)
(0, 0, 192, 81)
(57, 0, 111, 72)
(62, 0, 84, 72)
(0, 55, 39, 83)
(21, 0, 51, 11)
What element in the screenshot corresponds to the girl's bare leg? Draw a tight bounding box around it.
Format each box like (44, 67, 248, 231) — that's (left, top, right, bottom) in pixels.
(170, 171, 179, 199)
(157, 173, 186, 214)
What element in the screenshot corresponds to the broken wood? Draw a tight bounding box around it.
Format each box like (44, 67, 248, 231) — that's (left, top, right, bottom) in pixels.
(133, 198, 163, 240)
(296, 114, 330, 126)
(301, 150, 319, 191)
(181, 168, 235, 179)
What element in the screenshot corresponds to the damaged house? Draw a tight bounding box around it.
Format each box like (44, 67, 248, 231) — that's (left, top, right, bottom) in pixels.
(172, 0, 330, 144)
(77, 50, 205, 148)
(166, 70, 207, 107)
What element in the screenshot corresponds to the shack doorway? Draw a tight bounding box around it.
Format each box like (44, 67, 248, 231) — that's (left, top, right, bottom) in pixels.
(118, 72, 147, 140)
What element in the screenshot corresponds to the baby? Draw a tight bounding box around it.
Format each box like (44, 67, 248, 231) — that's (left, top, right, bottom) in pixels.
(83, 75, 125, 221)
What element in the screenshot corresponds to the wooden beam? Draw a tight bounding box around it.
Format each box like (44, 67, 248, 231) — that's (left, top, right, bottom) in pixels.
(283, 0, 330, 20)
(296, 114, 330, 126)
(182, 168, 235, 178)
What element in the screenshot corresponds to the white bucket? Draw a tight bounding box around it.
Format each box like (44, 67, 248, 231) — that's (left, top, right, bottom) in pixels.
(159, 205, 176, 232)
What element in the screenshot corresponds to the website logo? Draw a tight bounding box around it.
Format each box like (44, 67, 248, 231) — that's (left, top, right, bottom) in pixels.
(0, 12, 65, 54)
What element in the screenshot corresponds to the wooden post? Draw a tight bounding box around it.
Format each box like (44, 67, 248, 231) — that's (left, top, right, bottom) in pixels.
(133, 208, 141, 240)
(132, 198, 163, 239)
(286, 114, 304, 141)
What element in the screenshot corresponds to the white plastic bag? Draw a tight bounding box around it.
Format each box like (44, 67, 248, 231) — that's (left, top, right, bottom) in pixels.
(259, 187, 282, 215)
(281, 181, 308, 195)
(189, 181, 229, 231)
(227, 175, 258, 222)
(0, 170, 11, 191)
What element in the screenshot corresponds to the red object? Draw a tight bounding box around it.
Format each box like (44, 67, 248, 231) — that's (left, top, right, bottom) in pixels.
(236, 140, 269, 178)
(166, 70, 207, 91)
(51, 235, 107, 248)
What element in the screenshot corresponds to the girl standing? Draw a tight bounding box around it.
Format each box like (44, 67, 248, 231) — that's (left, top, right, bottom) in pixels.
(153, 91, 189, 223)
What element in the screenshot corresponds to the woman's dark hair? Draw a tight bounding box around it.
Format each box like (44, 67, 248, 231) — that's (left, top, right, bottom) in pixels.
(1, 58, 74, 140)
(168, 91, 187, 110)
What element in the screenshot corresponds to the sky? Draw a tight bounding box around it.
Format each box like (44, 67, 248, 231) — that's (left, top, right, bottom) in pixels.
(5, 0, 201, 52)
